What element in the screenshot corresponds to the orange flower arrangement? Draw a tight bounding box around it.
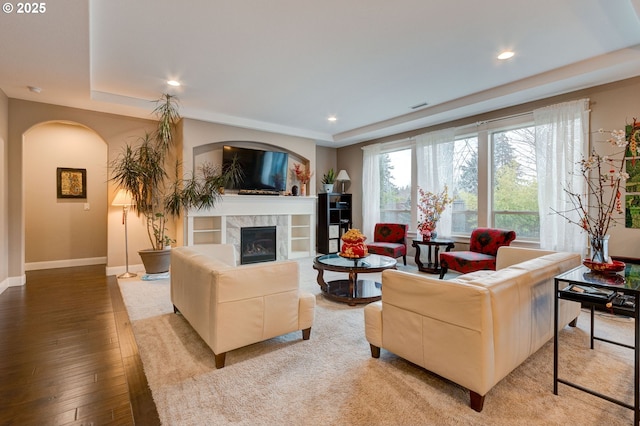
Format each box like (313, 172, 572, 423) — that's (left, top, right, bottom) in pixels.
(293, 163, 313, 184)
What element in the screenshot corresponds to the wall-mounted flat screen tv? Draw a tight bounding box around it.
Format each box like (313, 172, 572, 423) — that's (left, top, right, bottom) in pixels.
(222, 145, 288, 191)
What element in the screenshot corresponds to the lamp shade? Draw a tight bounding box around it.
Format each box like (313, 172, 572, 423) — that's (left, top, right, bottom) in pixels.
(335, 170, 351, 181)
(112, 189, 134, 206)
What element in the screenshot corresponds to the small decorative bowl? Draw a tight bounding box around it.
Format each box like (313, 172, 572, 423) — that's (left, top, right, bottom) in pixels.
(582, 259, 626, 274)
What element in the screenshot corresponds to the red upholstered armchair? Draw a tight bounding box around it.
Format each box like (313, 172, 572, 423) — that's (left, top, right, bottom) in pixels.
(366, 223, 408, 265)
(439, 228, 516, 279)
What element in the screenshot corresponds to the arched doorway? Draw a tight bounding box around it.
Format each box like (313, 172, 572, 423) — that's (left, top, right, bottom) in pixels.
(23, 121, 108, 270)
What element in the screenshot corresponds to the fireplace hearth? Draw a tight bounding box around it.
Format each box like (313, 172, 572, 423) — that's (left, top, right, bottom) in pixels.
(240, 226, 277, 264)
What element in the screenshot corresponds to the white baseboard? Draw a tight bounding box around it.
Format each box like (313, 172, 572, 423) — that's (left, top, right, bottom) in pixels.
(0, 275, 26, 295)
(105, 263, 144, 277)
(25, 257, 107, 271)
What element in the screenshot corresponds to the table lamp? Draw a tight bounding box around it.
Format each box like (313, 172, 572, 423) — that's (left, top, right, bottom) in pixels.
(336, 170, 351, 193)
(112, 189, 137, 278)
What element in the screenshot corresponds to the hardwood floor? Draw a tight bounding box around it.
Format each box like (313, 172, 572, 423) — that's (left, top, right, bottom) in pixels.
(0, 265, 159, 425)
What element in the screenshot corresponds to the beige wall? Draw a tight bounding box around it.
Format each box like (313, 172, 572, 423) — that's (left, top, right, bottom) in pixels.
(0, 89, 8, 287)
(23, 123, 108, 268)
(7, 99, 156, 280)
(314, 145, 337, 193)
(339, 75, 640, 258)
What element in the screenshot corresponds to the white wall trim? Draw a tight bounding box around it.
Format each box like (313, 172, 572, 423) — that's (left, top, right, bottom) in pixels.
(105, 263, 144, 277)
(9, 275, 26, 286)
(25, 257, 107, 271)
(0, 275, 26, 294)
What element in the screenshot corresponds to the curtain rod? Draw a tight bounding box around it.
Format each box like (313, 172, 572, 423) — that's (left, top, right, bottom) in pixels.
(473, 111, 532, 126)
(365, 111, 535, 149)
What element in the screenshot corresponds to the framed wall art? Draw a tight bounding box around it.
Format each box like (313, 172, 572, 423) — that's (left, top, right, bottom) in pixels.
(625, 159, 640, 193)
(626, 194, 640, 229)
(57, 167, 87, 199)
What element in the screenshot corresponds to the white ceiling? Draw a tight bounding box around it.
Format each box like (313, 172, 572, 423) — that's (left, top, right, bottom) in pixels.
(1, 0, 640, 147)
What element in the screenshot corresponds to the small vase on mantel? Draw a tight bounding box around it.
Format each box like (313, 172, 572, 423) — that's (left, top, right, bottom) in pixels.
(300, 183, 307, 197)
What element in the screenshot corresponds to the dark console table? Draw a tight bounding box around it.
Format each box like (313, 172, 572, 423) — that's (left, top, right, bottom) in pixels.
(554, 260, 640, 424)
(412, 238, 454, 274)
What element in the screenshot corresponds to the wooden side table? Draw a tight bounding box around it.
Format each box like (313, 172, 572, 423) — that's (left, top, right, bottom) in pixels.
(412, 238, 455, 274)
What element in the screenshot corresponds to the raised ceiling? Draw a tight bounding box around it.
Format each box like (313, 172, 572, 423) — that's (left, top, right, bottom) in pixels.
(1, 0, 640, 146)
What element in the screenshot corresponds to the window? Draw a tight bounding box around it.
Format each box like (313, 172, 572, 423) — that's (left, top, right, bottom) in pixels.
(379, 148, 412, 224)
(491, 126, 539, 240)
(451, 136, 479, 234)
(368, 114, 540, 241)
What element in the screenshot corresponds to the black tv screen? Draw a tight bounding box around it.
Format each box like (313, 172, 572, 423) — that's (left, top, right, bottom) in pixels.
(223, 145, 288, 191)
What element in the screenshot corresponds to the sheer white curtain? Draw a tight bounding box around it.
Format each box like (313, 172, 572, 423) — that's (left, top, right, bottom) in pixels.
(534, 98, 590, 254)
(415, 128, 456, 236)
(362, 143, 381, 239)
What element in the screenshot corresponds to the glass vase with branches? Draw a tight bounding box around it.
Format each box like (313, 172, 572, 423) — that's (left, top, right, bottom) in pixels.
(553, 121, 640, 263)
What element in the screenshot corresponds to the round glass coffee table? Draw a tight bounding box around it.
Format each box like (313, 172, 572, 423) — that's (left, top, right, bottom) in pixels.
(313, 253, 397, 305)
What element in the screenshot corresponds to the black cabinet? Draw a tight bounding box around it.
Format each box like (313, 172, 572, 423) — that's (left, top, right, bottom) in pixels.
(317, 193, 352, 254)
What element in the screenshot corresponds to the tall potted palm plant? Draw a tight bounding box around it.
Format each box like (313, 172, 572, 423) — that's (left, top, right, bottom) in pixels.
(111, 94, 241, 273)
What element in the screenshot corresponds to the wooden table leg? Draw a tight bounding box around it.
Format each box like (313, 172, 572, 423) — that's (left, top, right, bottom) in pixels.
(413, 243, 425, 271)
(313, 265, 327, 292)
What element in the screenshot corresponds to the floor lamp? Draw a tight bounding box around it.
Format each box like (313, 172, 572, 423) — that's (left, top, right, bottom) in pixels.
(112, 189, 137, 278)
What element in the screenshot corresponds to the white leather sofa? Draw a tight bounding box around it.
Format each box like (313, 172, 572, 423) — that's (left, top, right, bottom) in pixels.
(170, 244, 316, 368)
(364, 247, 581, 412)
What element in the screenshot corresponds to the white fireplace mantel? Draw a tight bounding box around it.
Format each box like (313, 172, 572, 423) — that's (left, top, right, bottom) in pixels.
(186, 195, 317, 260)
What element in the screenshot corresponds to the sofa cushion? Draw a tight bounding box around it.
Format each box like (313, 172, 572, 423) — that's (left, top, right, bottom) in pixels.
(450, 270, 495, 286)
(441, 251, 496, 274)
(367, 242, 405, 258)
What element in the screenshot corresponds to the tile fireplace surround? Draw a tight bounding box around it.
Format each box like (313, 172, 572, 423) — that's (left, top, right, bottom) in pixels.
(186, 195, 316, 262)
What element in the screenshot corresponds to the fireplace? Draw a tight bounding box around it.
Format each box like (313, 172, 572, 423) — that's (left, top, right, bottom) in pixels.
(240, 226, 277, 264)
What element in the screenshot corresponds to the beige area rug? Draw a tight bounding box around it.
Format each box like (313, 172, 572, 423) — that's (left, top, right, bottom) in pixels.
(118, 258, 637, 425)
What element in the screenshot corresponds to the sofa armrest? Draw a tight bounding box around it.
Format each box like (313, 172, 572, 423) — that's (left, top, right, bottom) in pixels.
(382, 269, 492, 330)
(189, 243, 236, 266)
(364, 301, 383, 349)
(495, 246, 556, 270)
(298, 292, 316, 330)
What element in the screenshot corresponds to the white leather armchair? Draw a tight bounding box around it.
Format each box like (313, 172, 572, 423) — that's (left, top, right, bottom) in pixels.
(171, 244, 316, 368)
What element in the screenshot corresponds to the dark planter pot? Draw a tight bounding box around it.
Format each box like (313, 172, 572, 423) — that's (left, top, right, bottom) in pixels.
(138, 248, 171, 274)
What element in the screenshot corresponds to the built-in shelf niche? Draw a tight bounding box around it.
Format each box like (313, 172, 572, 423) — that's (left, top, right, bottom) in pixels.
(192, 216, 223, 244)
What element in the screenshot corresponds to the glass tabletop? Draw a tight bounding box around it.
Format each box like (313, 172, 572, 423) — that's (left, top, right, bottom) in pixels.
(556, 261, 640, 291)
(315, 253, 397, 269)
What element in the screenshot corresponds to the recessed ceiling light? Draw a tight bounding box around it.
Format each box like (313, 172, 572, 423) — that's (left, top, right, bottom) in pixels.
(497, 51, 515, 60)
(328, 116, 337, 122)
(167, 80, 181, 87)
(28, 85, 41, 93)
